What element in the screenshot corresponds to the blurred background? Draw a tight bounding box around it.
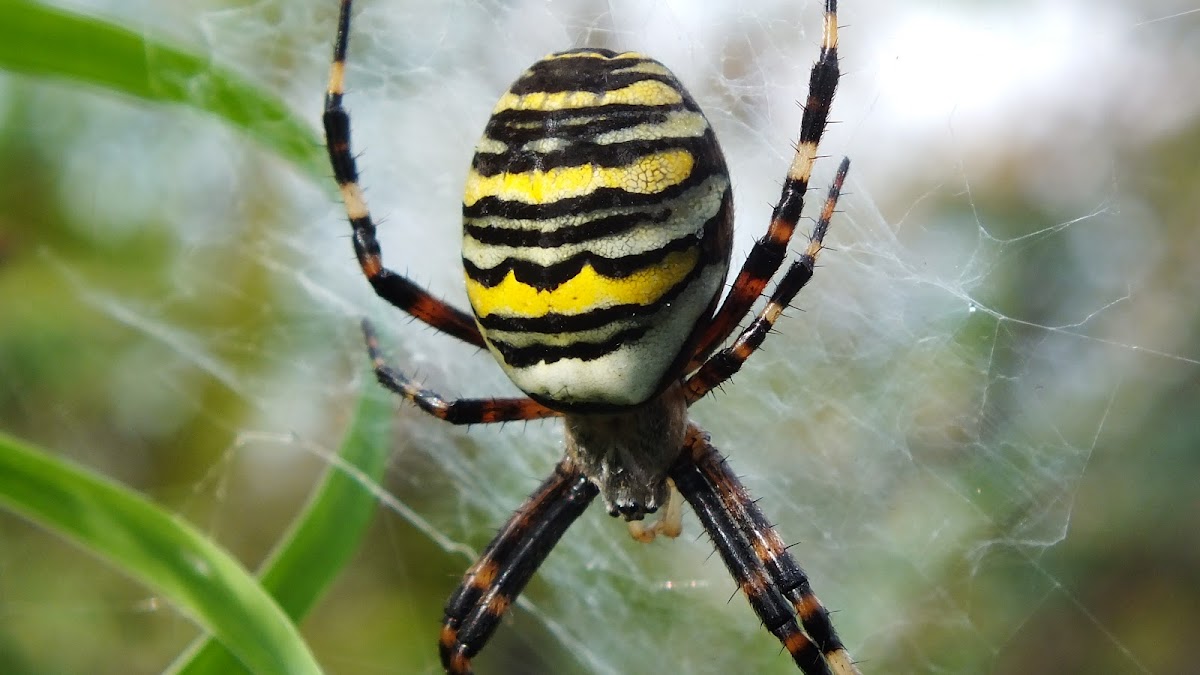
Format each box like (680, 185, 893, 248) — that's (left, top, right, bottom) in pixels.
(1, 0, 1198, 673)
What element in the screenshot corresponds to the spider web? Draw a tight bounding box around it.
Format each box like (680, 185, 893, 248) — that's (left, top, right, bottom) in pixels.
(3, 0, 1200, 674)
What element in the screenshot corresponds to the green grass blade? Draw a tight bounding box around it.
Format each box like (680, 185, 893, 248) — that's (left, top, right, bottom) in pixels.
(0, 431, 323, 675)
(0, 0, 327, 182)
(170, 390, 394, 675)
(0, 4, 397, 672)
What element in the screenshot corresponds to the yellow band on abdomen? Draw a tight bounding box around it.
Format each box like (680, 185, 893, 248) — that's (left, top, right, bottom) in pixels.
(466, 248, 699, 319)
(463, 150, 694, 207)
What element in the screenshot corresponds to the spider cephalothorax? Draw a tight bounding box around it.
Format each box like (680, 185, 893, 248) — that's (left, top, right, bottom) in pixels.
(324, 1, 861, 673)
(564, 381, 689, 518)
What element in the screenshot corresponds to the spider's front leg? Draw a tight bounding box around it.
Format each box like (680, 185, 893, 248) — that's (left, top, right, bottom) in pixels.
(685, 156, 849, 402)
(686, 0, 843, 369)
(324, 0, 485, 348)
(440, 460, 597, 674)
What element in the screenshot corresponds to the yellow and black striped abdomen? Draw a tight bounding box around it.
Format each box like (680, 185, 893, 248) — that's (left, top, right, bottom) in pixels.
(463, 49, 733, 409)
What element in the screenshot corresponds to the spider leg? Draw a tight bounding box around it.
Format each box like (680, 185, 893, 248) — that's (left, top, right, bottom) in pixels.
(671, 427, 830, 675)
(685, 157, 848, 403)
(325, 0, 485, 348)
(362, 320, 558, 424)
(688, 423, 860, 675)
(687, 0, 841, 369)
(441, 460, 598, 674)
(671, 424, 860, 675)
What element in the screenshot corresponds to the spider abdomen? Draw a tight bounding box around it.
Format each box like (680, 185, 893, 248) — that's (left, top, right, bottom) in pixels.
(463, 49, 733, 410)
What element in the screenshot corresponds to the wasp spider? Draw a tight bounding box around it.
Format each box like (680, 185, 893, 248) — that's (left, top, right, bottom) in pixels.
(324, 0, 858, 672)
